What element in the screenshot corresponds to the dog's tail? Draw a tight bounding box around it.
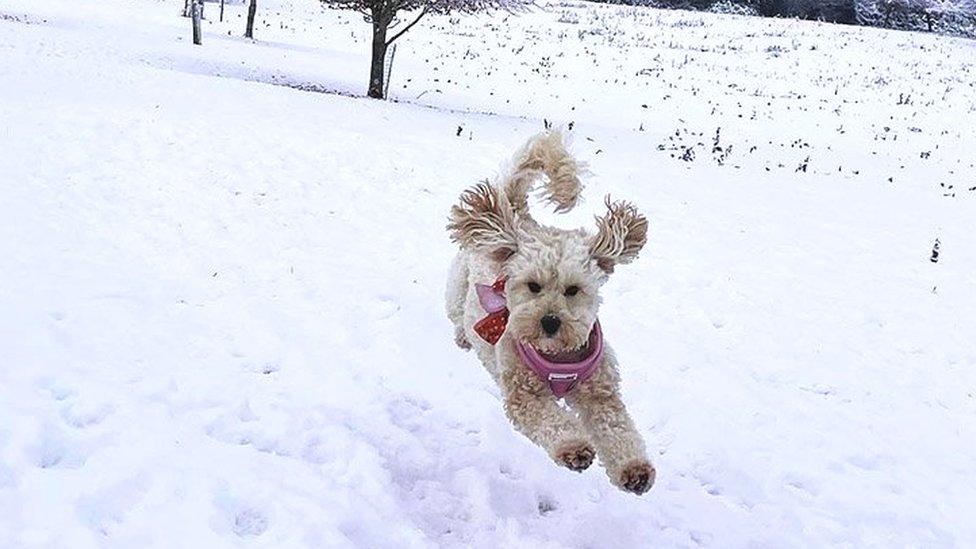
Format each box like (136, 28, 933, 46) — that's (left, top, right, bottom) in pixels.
(500, 130, 585, 216)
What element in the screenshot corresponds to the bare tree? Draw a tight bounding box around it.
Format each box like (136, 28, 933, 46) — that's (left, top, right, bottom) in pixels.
(245, 0, 258, 39)
(321, 0, 529, 99)
(192, 0, 203, 45)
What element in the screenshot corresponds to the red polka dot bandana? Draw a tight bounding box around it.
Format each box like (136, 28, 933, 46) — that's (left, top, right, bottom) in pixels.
(473, 277, 508, 345)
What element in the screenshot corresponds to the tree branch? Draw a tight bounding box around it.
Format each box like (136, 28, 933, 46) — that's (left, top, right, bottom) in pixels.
(385, 6, 429, 46)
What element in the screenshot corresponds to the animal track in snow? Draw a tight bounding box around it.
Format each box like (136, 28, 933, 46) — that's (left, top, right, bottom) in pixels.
(76, 476, 149, 537)
(212, 487, 272, 539)
(28, 426, 88, 469)
(232, 508, 269, 537)
(536, 495, 558, 516)
(60, 399, 114, 429)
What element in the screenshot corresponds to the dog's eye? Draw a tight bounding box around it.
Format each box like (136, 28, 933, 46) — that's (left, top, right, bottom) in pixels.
(564, 285, 580, 297)
(527, 282, 542, 293)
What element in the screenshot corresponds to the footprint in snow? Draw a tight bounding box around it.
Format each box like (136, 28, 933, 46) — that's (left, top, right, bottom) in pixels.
(76, 475, 149, 537)
(233, 508, 269, 537)
(213, 488, 271, 538)
(60, 399, 114, 429)
(537, 495, 558, 516)
(28, 426, 88, 470)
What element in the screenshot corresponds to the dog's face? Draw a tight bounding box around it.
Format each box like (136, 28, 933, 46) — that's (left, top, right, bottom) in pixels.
(503, 227, 605, 358)
(449, 184, 647, 358)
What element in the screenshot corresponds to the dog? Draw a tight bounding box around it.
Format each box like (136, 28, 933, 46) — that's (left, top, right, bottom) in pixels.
(445, 130, 655, 494)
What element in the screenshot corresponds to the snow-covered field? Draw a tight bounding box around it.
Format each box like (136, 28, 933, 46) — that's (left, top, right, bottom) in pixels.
(1, 0, 975, 546)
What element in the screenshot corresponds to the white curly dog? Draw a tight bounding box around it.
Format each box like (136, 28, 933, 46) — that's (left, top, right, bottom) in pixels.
(445, 130, 655, 494)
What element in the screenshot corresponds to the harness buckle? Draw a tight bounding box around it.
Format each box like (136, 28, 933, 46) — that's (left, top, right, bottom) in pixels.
(548, 372, 579, 382)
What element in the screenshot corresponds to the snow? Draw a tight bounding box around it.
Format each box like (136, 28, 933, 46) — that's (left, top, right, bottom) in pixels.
(1, 0, 975, 546)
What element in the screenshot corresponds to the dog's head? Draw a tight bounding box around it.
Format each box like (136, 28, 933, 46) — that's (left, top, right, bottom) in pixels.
(449, 183, 647, 359)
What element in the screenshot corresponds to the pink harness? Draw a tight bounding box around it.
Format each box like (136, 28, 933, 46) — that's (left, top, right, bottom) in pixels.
(475, 278, 604, 398)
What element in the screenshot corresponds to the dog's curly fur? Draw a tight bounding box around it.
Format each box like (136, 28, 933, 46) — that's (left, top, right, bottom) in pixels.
(445, 130, 655, 494)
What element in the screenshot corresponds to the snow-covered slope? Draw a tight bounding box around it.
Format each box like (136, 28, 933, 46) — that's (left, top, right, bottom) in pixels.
(1, 0, 975, 547)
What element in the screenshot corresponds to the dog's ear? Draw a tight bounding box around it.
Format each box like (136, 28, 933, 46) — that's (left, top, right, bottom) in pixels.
(448, 182, 519, 261)
(589, 197, 648, 274)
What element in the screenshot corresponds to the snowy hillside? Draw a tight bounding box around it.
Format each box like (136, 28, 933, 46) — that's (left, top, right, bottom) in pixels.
(1, 0, 975, 546)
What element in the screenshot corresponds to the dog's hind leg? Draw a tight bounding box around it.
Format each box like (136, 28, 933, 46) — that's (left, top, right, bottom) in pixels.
(445, 252, 471, 350)
(567, 349, 655, 494)
(500, 358, 594, 472)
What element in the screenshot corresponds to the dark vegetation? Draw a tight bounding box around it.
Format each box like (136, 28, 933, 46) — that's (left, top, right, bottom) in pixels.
(600, 0, 975, 38)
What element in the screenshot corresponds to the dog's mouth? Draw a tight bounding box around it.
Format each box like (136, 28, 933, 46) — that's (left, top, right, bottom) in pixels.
(521, 321, 603, 366)
(537, 327, 599, 363)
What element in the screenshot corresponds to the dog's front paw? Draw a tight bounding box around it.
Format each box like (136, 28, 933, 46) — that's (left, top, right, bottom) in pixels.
(617, 458, 656, 495)
(554, 440, 595, 472)
(454, 327, 472, 350)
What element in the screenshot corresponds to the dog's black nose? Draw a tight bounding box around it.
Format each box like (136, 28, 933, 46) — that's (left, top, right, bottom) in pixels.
(540, 315, 561, 336)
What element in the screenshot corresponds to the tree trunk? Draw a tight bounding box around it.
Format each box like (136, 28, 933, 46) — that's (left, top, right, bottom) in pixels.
(182, 0, 191, 17)
(192, 0, 202, 45)
(220, 0, 225, 22)
(245, 0, 257, 39)
(368, 15, 389, 99)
